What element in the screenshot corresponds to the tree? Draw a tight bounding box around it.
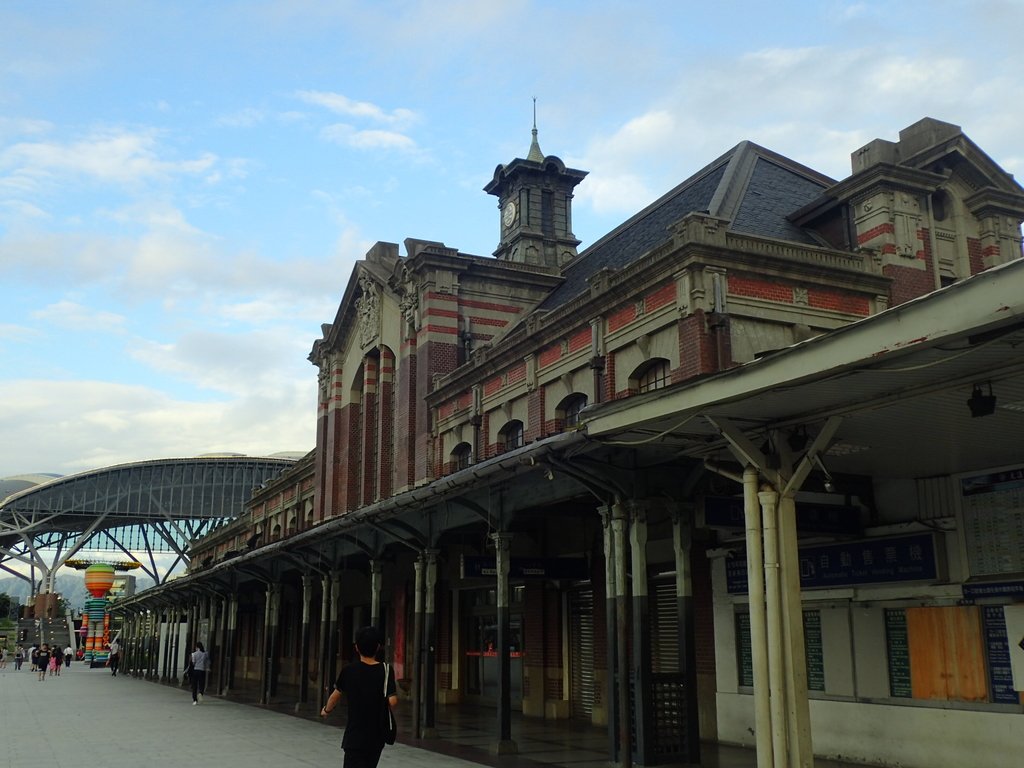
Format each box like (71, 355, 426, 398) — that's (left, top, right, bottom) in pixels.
(0, 592, 12, 620)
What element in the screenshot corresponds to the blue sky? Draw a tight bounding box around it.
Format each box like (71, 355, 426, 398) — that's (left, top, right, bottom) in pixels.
(2, 0, 1023, 478)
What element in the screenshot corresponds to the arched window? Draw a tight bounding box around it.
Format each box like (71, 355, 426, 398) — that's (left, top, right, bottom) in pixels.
(451, 442, 473, 471)
(633, 358, 670, 394)
(499, 420, 525, 452)
(557, 393, 589, 429)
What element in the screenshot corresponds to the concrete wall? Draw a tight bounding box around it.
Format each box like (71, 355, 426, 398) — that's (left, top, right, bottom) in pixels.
(716, 692, 1024, 768)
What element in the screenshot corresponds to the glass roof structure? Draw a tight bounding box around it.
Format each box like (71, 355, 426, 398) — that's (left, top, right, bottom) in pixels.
(0, 455, 296, 587)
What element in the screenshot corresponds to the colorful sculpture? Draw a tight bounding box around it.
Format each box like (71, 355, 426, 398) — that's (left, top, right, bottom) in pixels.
(66, 559, 140, 667)
(83, 563, 115, 666)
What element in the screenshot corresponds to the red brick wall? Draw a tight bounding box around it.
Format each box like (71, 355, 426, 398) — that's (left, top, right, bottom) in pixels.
(645, 281, 675, 312)
(414, 340, 459, 483)
(967, 237, 986, 276)
(526, 388, 545, 442)
(677, 310, 717, 381)
(395, 344, 417, 490)
(378, 347, 395, 499)
(608, 304, 637, 333)
(807, 288, 870, 315)
(728, 274, 794, 304)
(360, 357, 378, 506)
(884, 262, 935, 306)
(569, 327, 591, 353)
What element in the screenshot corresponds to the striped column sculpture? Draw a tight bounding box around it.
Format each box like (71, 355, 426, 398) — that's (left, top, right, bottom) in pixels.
(83, 563, 115, 667)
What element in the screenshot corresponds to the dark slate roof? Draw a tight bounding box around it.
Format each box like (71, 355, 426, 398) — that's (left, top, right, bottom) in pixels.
(539, 161, 727, 310)
(730, 156, 830, 244)
(538, 142, 835, 312)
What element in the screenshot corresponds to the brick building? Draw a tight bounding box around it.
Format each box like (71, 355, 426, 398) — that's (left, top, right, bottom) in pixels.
(114, 118, 1024, 768)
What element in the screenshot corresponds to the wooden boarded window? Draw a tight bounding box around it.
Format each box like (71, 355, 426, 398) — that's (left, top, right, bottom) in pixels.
(906, 606, 988, 702)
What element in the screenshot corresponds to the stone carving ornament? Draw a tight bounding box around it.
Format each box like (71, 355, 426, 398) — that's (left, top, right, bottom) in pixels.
(356, 273, 381, 348)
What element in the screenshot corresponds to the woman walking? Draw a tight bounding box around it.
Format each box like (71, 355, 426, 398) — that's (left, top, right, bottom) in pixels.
(189, 641, 211, 705)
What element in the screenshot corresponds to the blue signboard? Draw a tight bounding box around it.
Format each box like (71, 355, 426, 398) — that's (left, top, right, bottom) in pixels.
(726, 532, 939, 594)
(461, 555, 588, 580)
(703, 496, 861, 535)
(982, 606, 1019, 705)
(962, 581, 1024, 601)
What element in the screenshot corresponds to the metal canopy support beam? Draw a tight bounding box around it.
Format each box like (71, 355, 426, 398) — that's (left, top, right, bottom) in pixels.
(709, 415, 843, 768)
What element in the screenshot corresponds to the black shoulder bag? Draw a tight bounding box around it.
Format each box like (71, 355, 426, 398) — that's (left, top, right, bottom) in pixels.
(381, 662, 397, 745)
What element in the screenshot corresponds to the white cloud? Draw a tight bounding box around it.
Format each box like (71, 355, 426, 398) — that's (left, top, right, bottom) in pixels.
(570, 42, 1024, 217)
(31, 301, 126, 333)
(216, 107, 266, 128)
(0, 128, 218, 188)
(0, 323, 41, 343)
(321, 123, 419, 153)
(295, 90, 418, 127)
(0, 379, 314, 476)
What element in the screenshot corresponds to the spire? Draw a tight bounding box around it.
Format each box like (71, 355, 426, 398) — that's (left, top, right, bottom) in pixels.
(527, 97, 544, 163)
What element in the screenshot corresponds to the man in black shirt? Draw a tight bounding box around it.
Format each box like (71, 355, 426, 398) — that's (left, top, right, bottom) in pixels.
(320, 627, 398, 768)
(36, 644, 51, 682)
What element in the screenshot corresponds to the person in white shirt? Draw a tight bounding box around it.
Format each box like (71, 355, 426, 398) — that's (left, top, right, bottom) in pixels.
(108, 639, 121, 676)
(64, 645, 74, 668)
(189, 641, 211, 705)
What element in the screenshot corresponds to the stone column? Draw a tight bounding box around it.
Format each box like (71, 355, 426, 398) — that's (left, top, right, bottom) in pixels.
(629, 502, 651, 764)
(300, 574, 313, 705)
(326, 571, 342, 699)
(611, 503, 631, 768)
(778, 492, 813, 768)
(169, 606, 182, 683)
(261, 583, 281, 704)
(492, 532, 517, 755)
(370, 559, 383, 630)
(412, 555, 424, 739)
(224, 594, 239, 695)
(600, 504, 618, 756)
(318, 574, 332, 708)
(672, 504, 701, 765)
(423, 549, 439, 737)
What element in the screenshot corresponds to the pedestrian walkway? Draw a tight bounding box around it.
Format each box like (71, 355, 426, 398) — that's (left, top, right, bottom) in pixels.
(0, 661, 483, 768)
(0, 661, 872, 768)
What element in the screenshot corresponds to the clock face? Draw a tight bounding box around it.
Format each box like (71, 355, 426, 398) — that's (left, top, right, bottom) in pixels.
(502, 200, 517, 227)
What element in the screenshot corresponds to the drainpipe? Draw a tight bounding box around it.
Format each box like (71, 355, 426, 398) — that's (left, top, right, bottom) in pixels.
(744, 467, 772, 768)
(759, 488, 787, 768)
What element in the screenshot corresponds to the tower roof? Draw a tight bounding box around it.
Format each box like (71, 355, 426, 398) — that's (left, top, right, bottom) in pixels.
(526, 125, 544, 163)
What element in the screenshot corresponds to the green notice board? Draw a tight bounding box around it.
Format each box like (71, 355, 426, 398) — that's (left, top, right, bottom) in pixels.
(736, 610, 825, 691)
(885, 608, 912, 698)
(736, 612, 753, 687)
(803, 610, 825, 692)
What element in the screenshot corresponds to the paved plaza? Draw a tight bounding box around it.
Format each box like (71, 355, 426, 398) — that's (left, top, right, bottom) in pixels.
(0, 662, 484, 768)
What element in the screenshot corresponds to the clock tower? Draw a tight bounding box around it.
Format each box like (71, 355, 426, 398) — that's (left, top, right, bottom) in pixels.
(485, 122, 588, 269)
